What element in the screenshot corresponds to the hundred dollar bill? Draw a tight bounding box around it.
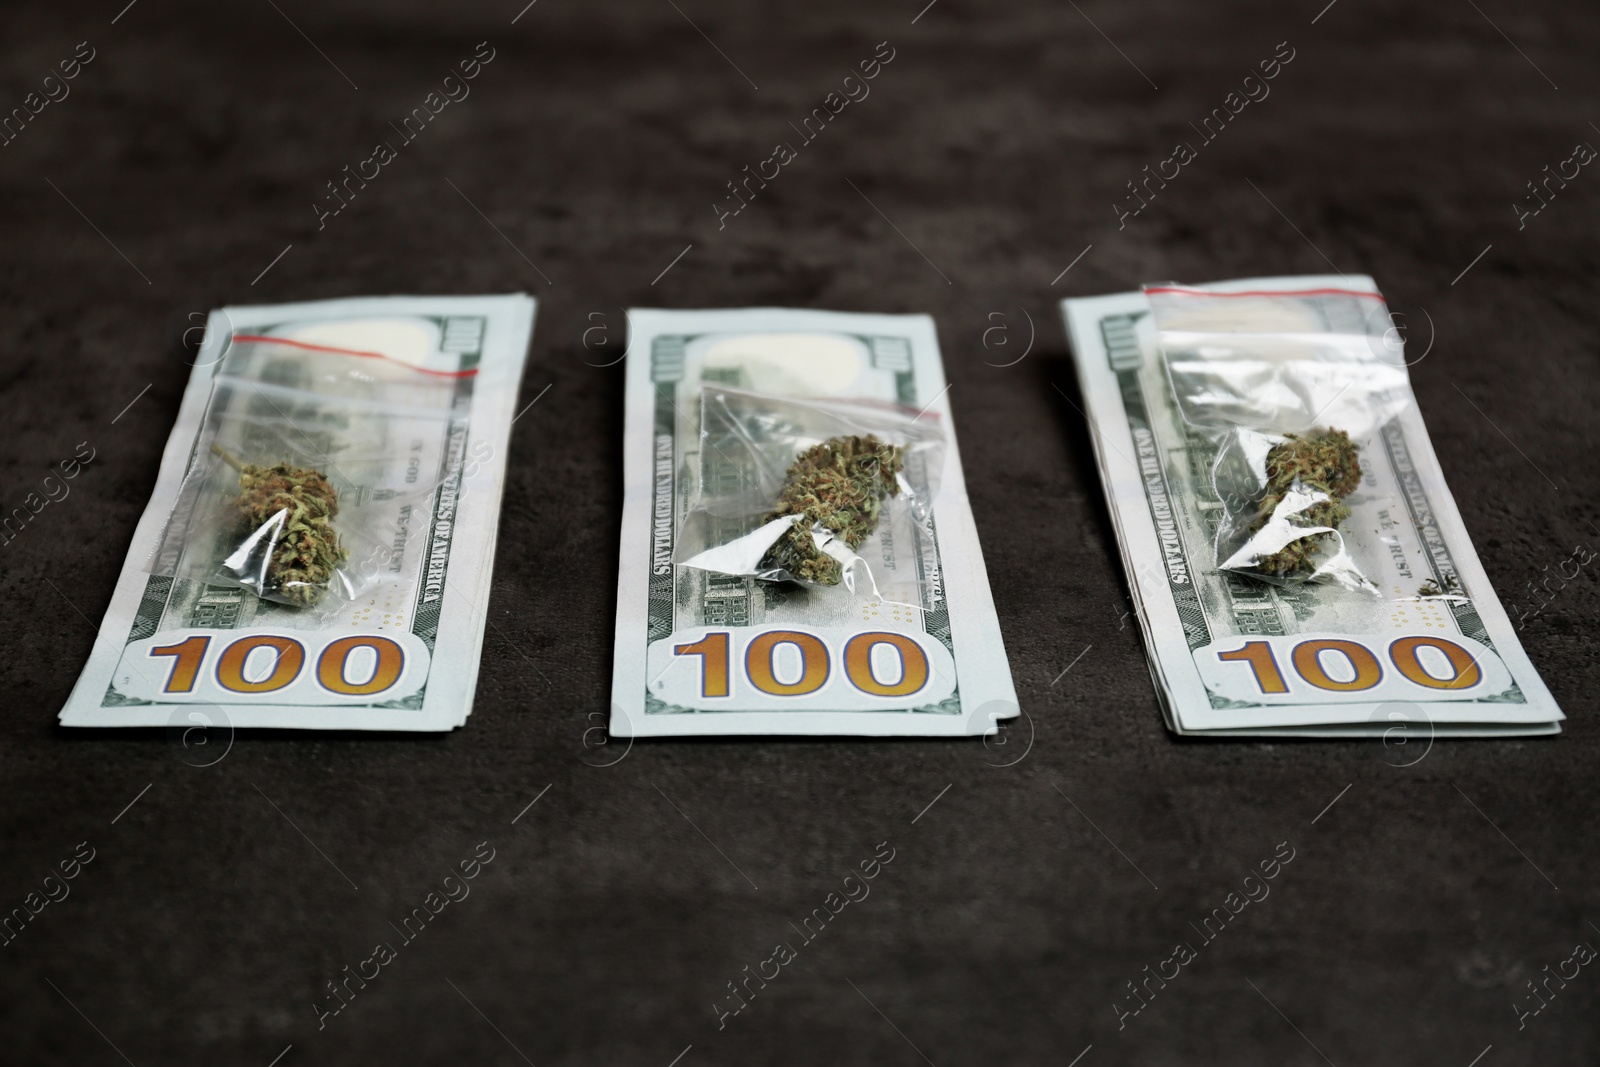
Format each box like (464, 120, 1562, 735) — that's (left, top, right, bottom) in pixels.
(610, 308, 1018, 736)
(1063, 277, 1563, 736)
(59, 294, 535, 731)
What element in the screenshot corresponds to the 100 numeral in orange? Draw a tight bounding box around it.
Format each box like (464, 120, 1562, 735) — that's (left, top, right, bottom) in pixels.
(1217, 635, 1482, 695)
(149, 634, 406, 696)
(672, 630, 930, 699)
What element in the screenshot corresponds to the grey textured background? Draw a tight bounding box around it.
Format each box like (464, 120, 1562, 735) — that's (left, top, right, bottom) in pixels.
(1, 0, 1597, 1064)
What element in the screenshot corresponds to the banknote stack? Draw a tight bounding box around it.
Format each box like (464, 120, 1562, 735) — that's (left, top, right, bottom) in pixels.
(610, 308, 1018, 736)
(59, 294, 536, 731)
(1062, 275, 1564, 736)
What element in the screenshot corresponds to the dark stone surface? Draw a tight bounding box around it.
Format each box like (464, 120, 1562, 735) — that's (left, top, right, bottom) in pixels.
(1, 0, 1597, 1063)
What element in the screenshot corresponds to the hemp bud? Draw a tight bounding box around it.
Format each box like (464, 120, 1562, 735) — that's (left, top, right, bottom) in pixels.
(213, 444, 348, 606)
(760, 434, 905, 585)
(1250, 428, 1361, 577)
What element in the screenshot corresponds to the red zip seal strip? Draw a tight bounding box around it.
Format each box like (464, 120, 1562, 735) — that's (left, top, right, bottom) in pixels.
(230, 334, 479, 378)
(1143, 286, 1385, 300)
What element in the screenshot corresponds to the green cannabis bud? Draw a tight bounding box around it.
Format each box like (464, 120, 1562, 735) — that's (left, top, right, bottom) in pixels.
(761, 434, 905, 585)
(1251, 428, 1361, 577)
(214, 445, 347, 607)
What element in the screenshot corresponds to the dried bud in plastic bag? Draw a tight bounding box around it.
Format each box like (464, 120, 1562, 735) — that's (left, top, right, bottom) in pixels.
(1252, 428, 1361, 576)
(216, 445, 348, 606)
(761, 434, 905, 585)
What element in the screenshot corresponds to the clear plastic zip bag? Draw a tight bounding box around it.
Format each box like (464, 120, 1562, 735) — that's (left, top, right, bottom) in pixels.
(148, 329, 465, 608)
(674, 386, 947, 599)
(1145, 281, 1414, 592)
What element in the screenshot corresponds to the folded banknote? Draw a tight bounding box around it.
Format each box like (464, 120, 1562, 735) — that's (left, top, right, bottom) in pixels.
(1063, 276, 1562, 736)
(59, 294, 535, 731)
(610, 307, 1018, 737)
